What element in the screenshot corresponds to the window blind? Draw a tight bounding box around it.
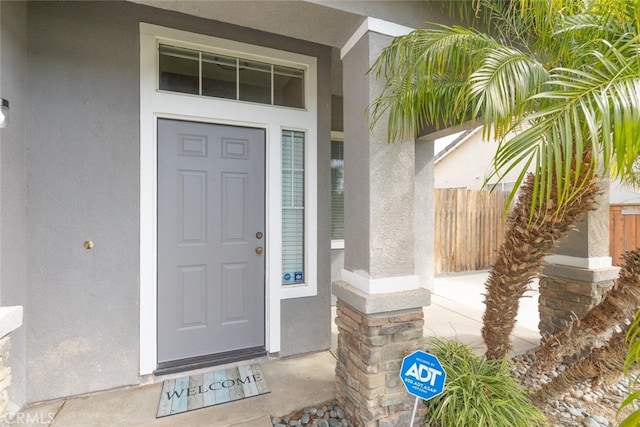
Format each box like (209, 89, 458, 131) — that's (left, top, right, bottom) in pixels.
(331, 140, 344, 241)
(282, 130, 305, 285)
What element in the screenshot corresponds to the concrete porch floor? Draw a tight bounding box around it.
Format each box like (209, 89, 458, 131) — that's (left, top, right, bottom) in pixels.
(19, 271, 540, 426)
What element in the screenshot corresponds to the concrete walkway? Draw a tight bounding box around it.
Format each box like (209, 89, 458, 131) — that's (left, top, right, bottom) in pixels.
(19, 271, 541, 426)
(427, 270, 540, 354)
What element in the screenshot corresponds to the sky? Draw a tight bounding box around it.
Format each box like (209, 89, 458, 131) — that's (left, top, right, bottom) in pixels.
(434, 131, 466, 155)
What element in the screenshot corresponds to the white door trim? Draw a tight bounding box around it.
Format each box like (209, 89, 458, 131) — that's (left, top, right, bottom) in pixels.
(139, 23, 318, 376)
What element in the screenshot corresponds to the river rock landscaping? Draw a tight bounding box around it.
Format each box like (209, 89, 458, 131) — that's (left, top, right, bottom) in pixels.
(512, 351, 634, 427)
(271, 400, 351, 427)
(271, 350, 636, 427)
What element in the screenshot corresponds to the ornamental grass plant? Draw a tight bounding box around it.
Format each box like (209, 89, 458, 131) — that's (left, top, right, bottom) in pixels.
(423, 338, 547, 427)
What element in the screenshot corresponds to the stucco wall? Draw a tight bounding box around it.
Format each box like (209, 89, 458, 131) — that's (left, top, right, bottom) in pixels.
(26, 1, 142, 402)
(555, 183, 611, 259)
(331, 249, 344, 285)
(21, 1, 331, 403)
(434, 132, 517, 190)
(610, 181, 640, 204)
(312, 0, 456, 30)
(280, 39, 332, 357)
(0, 0, 29, 409)
(415, 137, 435, 291)
(436, 131, 636, 205)
(343, 31, 416, 279)
(342, 34, 371, 275)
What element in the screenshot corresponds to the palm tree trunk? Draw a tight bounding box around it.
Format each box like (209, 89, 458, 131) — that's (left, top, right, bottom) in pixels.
(530, 326, 629, 406)
(528, 249, 640, 374)
(482, 166, 600, 360)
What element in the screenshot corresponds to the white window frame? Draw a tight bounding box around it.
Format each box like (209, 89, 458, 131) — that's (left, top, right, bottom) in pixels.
(139, 23, 318, 376)
(157, 44, 306, 108)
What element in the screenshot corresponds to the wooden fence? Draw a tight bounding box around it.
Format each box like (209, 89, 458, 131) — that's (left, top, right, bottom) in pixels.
(610, 204, 640, 266)
(434, 188, 509, 274)
(435, 193, 640, 272)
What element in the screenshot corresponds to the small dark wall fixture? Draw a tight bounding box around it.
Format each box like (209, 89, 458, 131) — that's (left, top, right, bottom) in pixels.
(0, 99, 8, 128)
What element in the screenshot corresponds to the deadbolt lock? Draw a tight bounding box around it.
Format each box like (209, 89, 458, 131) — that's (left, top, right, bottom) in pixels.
(256, 232, 263, 239)
(255, 247, 264, 255)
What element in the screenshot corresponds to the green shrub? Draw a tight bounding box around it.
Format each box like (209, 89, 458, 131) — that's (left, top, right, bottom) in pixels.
(423, 338, 547, 427)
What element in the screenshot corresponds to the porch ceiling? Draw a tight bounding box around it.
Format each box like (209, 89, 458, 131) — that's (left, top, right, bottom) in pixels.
(129, 0, 366, 48)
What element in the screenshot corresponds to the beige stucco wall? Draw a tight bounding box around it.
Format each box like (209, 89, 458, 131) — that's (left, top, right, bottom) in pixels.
(435, 130, 638, 205)
(434, 130, 535, 190)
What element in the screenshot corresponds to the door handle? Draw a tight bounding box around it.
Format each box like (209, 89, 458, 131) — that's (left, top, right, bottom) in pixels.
(255, 247, 264, 255)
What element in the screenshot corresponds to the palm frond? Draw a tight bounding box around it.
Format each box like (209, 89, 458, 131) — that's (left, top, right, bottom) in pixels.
(373, 0, 640, 215)
(468, 46, 547, 139)
(490, 34, 640, 215)
(369, 25, 499, 140)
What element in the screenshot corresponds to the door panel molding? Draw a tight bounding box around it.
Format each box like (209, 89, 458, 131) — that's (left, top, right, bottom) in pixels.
(157, 120, 265, 364)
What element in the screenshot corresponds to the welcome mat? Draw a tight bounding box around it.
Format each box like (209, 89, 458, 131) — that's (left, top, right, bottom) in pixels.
(156, 364, 270, 417)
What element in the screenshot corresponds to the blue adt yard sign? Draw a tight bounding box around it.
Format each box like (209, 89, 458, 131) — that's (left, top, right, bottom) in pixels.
(400, 350, 447, 401)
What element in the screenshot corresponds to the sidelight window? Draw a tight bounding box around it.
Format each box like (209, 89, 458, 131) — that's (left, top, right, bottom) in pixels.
(281, 130, 305, 285)
(330, 138, 344, 245)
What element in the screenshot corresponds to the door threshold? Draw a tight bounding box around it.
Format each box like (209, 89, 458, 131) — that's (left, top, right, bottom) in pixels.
(154, 346, 267, 376)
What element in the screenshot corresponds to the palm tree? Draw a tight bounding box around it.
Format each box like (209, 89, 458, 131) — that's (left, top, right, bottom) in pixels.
(370, 0, 640, 360)
(532, 249, 640, 374)
(531, 325, 629, 405)
(528, 249, 640, 405)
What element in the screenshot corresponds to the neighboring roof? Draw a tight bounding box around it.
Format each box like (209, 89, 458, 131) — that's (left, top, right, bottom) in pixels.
(434, 127, 482, 164)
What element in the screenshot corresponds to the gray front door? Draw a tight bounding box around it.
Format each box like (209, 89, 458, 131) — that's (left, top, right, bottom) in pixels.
(157, 119, 265, 365)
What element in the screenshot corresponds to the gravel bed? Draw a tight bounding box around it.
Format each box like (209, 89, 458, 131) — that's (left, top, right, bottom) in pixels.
(272, 352, 636, 427)
(271, 400, 352, 427)
(512, 351, 635, 427)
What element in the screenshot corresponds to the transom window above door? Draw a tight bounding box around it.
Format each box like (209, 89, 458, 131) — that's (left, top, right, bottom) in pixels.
(158, 44, 305, 109)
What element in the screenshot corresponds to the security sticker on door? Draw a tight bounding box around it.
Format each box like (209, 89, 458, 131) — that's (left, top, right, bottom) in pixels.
(283, 271, 304, 285)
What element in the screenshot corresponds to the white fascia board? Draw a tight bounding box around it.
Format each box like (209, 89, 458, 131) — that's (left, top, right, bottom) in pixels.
(545, 255, 613, 269)
(434, 127, 482, 165)
(341, 17, 414, 59)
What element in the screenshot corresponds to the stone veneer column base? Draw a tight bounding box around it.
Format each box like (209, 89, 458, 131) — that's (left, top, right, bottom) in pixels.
(333, 281, 431, 427)
(539, 264, 619, 336)
(0, 337, 11, 419)
(0, 306, 22, 421)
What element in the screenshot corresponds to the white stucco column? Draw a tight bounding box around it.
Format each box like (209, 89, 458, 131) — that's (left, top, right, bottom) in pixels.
(332, 19, 431, 427)
(415, 135, 436, 292)
(339, 23, 423, 295)
(539, 182, 619, 334)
